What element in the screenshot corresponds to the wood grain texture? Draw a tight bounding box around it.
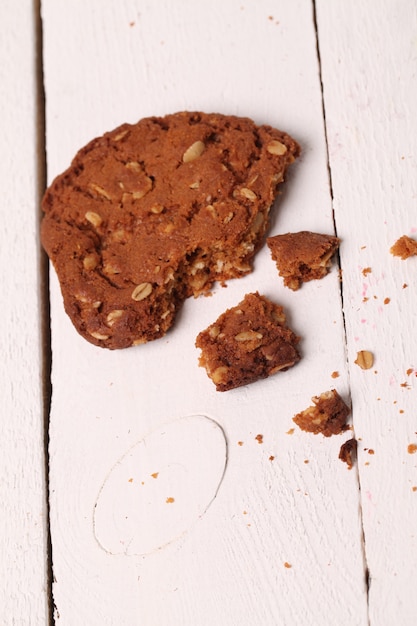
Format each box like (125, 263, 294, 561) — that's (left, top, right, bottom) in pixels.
(316, 1, 417, 624)
(42, 1, 369, 624)
(40, 0, 417, 624)
(0, 1, 49, 623)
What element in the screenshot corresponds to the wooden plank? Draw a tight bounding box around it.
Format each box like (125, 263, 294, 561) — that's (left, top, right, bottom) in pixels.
(0, 1, 50, 623)
(42, 1, 369, 624)
(316, 1, 417, 624)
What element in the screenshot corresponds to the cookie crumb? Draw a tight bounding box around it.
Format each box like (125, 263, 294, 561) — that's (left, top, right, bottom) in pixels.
(390, 235, 417, 259)
(255, 434, 264, 444)
(408, 444, 417, 454)
(339, 438, 357, 470)
(362, 267, 372, 277)
(293, 390, 350, 437)
(331, 371, 340, 379)
(284, 562, 292, 569)
(166, 497, 175, 504)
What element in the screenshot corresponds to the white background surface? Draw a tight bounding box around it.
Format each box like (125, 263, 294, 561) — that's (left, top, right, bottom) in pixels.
(1, 1, 417, 624)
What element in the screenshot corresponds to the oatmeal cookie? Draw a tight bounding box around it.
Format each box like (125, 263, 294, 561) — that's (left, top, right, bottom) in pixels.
(41, 111, 299, 348)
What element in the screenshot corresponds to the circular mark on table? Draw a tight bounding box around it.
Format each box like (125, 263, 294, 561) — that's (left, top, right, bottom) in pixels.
(93, 414, 227, 556)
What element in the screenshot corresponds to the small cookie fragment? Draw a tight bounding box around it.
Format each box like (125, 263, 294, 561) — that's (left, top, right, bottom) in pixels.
(41, 111, 300, 349)
(390, 235, 417, 259)
(195, 292, 301, 391)
(293, 390, 350, 437)
(354, 350, 374, 370)
(339, 438, 357, 470)
(267, 231, 340, 290)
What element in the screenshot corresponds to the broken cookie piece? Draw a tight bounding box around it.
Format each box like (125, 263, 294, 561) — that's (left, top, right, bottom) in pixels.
(293, 389, 350, 437)
(267, 231, 340, 290)
(390, 235, 417, 260)
(195, 292, 301, 391)
(339, 438, 357, 470)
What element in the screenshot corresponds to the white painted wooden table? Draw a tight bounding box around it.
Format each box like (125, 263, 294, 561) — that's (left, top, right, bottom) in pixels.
(2, 1, 417, 624)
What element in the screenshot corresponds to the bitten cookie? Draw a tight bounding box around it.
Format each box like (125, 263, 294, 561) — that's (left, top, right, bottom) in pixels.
(267, 231, 340, 290)
(41, 111, 300, 349)
(195, 292, 301, 391)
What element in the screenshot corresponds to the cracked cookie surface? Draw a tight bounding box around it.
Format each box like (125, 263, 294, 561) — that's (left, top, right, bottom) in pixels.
(41, 111, 299, 348)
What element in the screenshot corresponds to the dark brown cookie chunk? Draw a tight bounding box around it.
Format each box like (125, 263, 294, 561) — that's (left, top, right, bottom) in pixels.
(293, 390, 350, 437)
(41, 111, 299, 349)
(195, 292, 301, 391)
(267, 231, 340, 290)
(339, 438, 357, 470)
(390, 235, 417, 259)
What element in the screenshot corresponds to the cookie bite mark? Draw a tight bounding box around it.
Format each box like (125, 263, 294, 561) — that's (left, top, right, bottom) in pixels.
(195, 292, 301, 391)
(41, 111, 300, 348)
(267, 231, 340, 290)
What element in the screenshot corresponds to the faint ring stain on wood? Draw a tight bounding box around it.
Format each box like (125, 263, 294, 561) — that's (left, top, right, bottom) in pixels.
(93, 414, 227, 556)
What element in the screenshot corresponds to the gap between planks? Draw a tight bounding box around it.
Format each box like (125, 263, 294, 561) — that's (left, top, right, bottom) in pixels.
(35, 0, 54, 622)
(313, 1, 371, 621)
